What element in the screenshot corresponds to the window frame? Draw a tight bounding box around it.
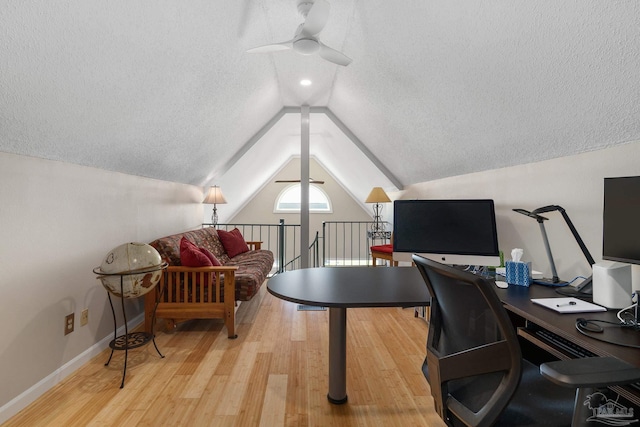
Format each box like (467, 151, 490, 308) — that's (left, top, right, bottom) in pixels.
(274, 183, 333, 213)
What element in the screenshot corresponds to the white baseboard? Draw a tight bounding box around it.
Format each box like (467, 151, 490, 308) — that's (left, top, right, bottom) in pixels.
(0, 314, 144, 424)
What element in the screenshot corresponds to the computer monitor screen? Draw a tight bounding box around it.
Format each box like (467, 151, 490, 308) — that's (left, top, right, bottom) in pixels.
(393, 199, 501, 266)
(603, 176, 640, 265)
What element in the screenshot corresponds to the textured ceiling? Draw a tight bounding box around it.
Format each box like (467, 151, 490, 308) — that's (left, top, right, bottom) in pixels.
(1, 1, 639, 213)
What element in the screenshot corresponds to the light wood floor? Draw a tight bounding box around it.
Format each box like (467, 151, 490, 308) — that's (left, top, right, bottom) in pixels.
(5, 284, 444, 427)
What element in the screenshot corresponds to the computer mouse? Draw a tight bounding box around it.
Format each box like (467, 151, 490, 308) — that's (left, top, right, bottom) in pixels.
(495, 281, 508, 289)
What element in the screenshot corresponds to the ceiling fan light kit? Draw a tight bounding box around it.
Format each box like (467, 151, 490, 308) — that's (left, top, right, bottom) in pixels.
(294, 38, 320, 55)
(247, 0, 352, 66)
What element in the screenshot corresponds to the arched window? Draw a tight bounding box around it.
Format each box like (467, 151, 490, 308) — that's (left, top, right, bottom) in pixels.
(275, 184, 332, 213)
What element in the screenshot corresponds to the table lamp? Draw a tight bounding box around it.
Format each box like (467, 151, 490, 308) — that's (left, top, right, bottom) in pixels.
(203, 186, 227, 226)
(365, 187, 391, 233)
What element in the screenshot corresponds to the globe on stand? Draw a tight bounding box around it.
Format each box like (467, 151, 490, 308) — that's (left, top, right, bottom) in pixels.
(97, 242, 163, 298)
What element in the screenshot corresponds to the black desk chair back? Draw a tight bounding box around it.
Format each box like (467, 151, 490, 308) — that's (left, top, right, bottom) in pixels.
(413, 254, 640, 427)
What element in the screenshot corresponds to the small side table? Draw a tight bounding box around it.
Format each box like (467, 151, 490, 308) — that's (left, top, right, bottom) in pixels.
(94, 263, 167, 388)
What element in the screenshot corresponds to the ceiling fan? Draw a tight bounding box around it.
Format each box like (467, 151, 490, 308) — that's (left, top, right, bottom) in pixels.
(276, 178, 325, 184)
(247, 0, 352, 67)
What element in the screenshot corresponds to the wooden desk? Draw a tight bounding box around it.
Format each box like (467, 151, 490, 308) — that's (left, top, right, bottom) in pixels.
(495, 283, 640, 406)
(267, 267, 429, 404)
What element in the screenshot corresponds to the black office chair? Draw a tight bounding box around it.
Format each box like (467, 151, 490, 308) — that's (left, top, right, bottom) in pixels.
(413, 254, 640, 427)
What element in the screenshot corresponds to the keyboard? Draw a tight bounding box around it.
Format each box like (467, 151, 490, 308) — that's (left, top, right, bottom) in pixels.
(534, 329, 596, 358)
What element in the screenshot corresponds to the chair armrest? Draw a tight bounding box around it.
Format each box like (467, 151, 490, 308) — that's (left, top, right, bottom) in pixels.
(540, 357, 640, 388)
(245, 241, 262, 250)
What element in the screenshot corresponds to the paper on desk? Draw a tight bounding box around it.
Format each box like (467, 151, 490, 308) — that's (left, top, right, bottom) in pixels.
(531, 297, 606, 314)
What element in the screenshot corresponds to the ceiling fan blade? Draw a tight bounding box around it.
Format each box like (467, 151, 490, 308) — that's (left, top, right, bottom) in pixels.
(301, 0, 330, 37)
(236, 0, 252, 37)
(318, 43, 352, 66)
(276, 178, 325, 184)
(246, 40, 293, 54)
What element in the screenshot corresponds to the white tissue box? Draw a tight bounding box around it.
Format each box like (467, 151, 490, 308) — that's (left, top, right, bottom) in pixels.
(505, 261, 531, 287)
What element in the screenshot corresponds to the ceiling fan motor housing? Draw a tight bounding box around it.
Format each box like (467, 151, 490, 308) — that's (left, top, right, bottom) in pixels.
(293, 38, 319, 55)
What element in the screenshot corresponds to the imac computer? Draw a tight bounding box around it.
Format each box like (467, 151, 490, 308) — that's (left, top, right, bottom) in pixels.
(392, 199, 501, 267)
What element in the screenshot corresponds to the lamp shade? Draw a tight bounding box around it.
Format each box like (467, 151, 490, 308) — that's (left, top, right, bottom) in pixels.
(203, 186, 227, 204)
(365, 187, 391, 203)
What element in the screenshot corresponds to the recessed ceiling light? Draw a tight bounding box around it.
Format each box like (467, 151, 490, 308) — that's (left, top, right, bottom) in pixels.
(300, 79, 312, 86)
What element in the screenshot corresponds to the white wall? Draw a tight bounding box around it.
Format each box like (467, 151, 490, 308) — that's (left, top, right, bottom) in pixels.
(227, 157, 374, 265)
(393, 141, 640, 291)
(0, 152, 204, 422)
(225, 157, 373, 232)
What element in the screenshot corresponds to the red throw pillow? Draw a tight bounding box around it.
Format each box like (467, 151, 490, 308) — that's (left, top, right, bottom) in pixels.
(180, 237, 212, 267)
(217, 228, 250, 258)
(200, 247, 222, 266)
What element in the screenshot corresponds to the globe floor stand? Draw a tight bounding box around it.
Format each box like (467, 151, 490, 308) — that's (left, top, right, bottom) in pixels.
(99, 268, 166, 389)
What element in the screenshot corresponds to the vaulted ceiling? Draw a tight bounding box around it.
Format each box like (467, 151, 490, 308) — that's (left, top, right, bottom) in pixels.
(1, 1, 639, 216)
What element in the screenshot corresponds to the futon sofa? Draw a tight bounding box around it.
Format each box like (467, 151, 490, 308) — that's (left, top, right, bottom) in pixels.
(144, 227, 274, 338)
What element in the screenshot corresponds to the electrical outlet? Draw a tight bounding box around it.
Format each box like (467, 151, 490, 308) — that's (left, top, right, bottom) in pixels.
(65, 313, 74, 335)
(80, 309, 89, 326)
